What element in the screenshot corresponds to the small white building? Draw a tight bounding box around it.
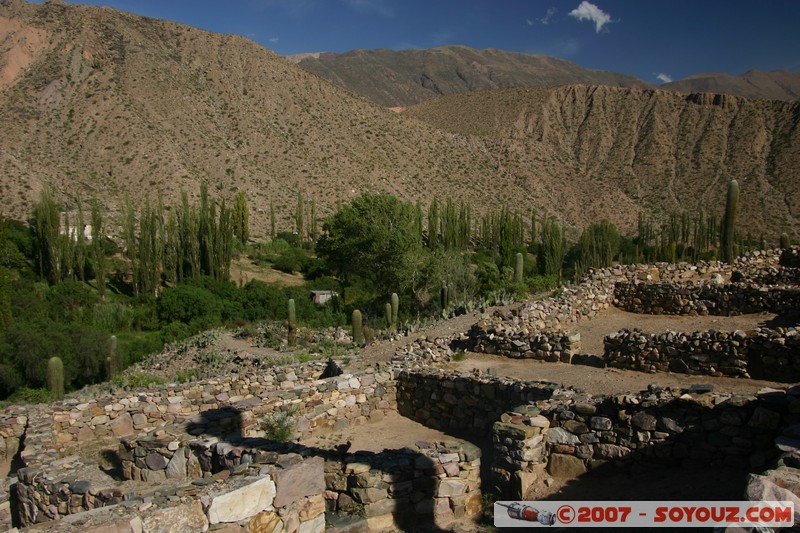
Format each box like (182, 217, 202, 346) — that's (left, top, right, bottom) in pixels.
(310, 290, 338, 305)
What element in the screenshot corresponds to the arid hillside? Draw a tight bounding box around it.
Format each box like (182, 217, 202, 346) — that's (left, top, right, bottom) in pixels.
(404, 86, 800, 238)
(663, 70, 800, 102)
(0, 0, 516, 235)
(291, 45, 649, 108)
(0, 0, 798, 239)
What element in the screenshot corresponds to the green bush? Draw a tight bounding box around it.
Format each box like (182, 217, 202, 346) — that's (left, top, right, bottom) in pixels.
(5, 387, 51, 405)
(261, 410, 295, 442)
(93, 301, 134, 332)
(161, 321, 192, 344)
(157, 283, 223, 326)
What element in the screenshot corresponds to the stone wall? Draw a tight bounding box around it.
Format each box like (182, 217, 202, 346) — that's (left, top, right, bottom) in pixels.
(15, 457, 326, 532)
(491, 406, 550, 498)
(467, 278, 615, 359)
(613, 281, 800, 316)
(324, 441, 482, 531)
(398, 369, 560, 436)
(10, 364, 399, 528)
(41, 362, 395, 454)
(605, 327, 800, 381)
(489, 386, 800, 500)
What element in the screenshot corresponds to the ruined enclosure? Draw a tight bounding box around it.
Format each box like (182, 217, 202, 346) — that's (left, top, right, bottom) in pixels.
(2, 248, 800, 531)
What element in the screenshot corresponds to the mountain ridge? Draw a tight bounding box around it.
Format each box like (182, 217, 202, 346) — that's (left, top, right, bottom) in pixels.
(293, 46, 800, 106)
(0, 0, 798, 240)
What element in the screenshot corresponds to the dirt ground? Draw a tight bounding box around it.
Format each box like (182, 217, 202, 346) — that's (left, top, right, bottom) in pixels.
(300, 410, 458, 453)
(299, 302, 796, 526)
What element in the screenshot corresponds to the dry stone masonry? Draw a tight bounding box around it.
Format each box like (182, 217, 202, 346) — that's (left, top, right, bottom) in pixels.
(2, 248, 800, 531)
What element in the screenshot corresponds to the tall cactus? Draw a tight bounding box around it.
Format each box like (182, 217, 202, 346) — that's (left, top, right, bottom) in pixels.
(287, 299, 296, 347)
(440, 284, 449, 310)
(384, 302, 393, 330)
(351, 309, 364, 346)
(106, 335, 118, 379)
(390, 293, 399, 329)
(721, 179, 739, 264)
(514, 252, 524, 283)
(47, 356, 64, 401)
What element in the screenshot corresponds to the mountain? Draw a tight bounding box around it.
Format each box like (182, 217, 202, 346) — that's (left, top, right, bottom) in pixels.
(662, 70, 800, 102)
(0, 0, 534, 235)
(290, 46, 650, 108)
(0, 0, 798, 239)
(403, 86, 800, 238)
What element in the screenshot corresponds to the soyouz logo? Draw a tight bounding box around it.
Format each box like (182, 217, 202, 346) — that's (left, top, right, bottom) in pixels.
(494, 501, 795, 528)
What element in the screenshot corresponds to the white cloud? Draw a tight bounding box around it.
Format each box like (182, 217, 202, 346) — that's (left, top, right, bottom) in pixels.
(568, 1, 612, 33)
(656, 73, 673, 83)
(527, 7, 557, 26)
(342, 0, 394, 18)
(540, 7, 557, 25)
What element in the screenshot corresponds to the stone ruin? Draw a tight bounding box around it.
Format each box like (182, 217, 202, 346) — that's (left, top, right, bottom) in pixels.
(2, 247, 800, 531)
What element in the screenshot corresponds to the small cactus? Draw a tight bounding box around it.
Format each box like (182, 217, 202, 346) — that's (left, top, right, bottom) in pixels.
(780, 233, 790, 249)
(440, 284, 449, 310)
(390, 292, 399, 329)
(351, 309, 364, 346)
(514, 252, 524, 283)
(287, 299, 296, 347)
(47, 356, 64, 401)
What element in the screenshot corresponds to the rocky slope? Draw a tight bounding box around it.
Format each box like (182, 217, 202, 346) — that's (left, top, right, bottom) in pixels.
(291, 45, 649, 107)
(404, 85, 800, 237)
(663, 70, 800, 102)
(0, 0, 798, 238)
(0, 0, 514, 234)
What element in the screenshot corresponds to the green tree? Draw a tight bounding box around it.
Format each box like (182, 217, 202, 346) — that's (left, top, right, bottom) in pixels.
(538, 218, 566, 281)
(33, 186, 62, 283)
(90, 200, 107, 298)
(316, 193, 423, 295)
(232, 191, 249, 244)
(295, 190, 304, 240)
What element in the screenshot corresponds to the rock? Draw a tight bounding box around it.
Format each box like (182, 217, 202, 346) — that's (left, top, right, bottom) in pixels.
(631, 412, 657, 431)
(547, 453, 586, 478)
(594, 444, 631, 460)
(272, 457, 325, 508)
(590, 417, 613, 431)
(247, 511, 282, 533)
(165, 449, 187, 480)
(142, 500, 209, 532)
(207, 476, 277, 524)
(437, 479, 467, 497)
(145, 453, 169, 470)
(109, 413, 135, 437)
(547, 427, 580, 445)
(747, 407, 781, 429)
(745, 474, 800, 524)
(298, 513, 325, 533)
(132, 413, 148, 428)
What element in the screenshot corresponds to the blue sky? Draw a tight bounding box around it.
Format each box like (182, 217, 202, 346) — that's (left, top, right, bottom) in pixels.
(33, 0, 800, 84)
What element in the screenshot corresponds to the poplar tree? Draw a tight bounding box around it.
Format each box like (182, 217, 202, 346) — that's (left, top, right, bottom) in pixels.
(90, 200, 106, 298)
(33, 186, 62, 283)
(232, 191, 249, 244)
(427, 198, 439, 249)
(295, 190, 304, 240)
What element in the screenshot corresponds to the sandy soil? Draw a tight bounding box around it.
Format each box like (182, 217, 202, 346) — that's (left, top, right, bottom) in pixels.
(230, 257, 307, 287)
(300, 410, 458, 453)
